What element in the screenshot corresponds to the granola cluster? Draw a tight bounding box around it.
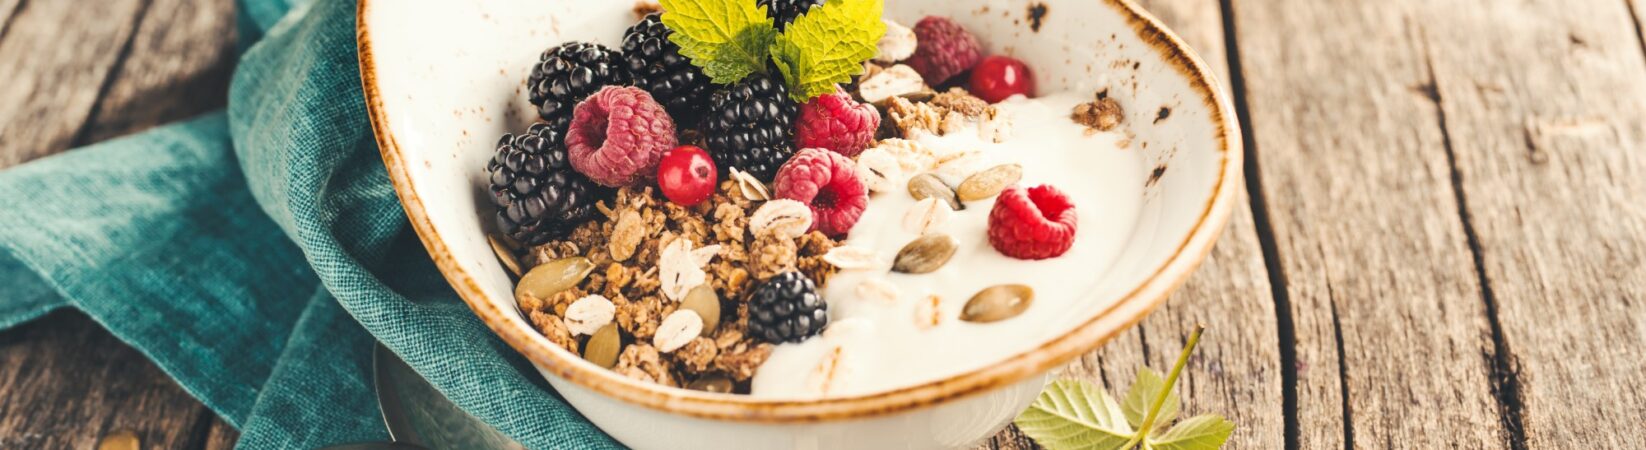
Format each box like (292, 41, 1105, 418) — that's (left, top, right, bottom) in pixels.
(518, 183, 838, 391)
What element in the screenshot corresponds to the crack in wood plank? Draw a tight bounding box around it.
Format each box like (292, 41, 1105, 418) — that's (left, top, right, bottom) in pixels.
(1413, 21, 1531, 450)
(0, 0, 24, 44)
(1628, 0, 1646, 64)
(66, 0, 153, 148)
(1218, 0, 1301, 448)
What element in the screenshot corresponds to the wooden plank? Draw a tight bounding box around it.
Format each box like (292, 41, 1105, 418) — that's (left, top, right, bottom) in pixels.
(1418, 0, 1646, 447)
(0, 0, 23, 41)
(81, 0, 235, 143)
(0, 312, 210, 450)
(0, 0, 239, 448)
(203, 417, 240, 450)
(985, 0, 1285, 448)
(1230, 0, 1512, 448)
(0, 0, 147, 168)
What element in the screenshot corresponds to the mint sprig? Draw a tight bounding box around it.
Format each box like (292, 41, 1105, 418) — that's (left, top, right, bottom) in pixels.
(1014, 325, 1236, 450)
(658, 0, 777, 84)
(661, 0, 885, 102)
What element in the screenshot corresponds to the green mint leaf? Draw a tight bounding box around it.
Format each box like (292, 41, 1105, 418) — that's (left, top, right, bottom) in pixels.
(770, 0, 885, 102)
(1013, 380, 1137, 450)
(660, 0, 778, 84)
(1146, 415, 1235, 450)
(1123, 368, 1180, 430)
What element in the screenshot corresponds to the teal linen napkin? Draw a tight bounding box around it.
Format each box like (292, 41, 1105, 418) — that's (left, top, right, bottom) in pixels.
(0, 0, 619, 448)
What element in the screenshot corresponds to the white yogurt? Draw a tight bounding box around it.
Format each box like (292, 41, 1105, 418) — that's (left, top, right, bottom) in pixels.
(750, 92, 1146, 399)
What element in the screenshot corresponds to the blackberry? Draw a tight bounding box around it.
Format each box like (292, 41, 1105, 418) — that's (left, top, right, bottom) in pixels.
(747, 272, 828, 344)
(527, 42, 631, 137)
(699, 72, 799, 180)
(487, 123, 610, 245)
(757, 0, 824, 31)
(622, 13, 713, 123)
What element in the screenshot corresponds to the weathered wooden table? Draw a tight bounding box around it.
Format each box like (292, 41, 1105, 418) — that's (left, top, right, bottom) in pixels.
(3, 0, 1642, 448)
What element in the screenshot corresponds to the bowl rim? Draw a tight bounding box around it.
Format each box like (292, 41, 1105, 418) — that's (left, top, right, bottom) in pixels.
(357, 0, 1243, 423)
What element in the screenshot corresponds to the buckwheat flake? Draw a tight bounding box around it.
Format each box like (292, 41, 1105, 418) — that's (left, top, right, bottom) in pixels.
(654, 310, 704, 353)
(859, 64, 927, 104)
(901, 197, 953, 235)
(564, 294, 617, 336)
(914, 293, 943, 330)
(659, 237, 709, 302)
(854, 148, 904, 193)
(822, 245, 886, 271)
(872, 138, 938, 174)
(855, 278, 902, 305)
(806, 346, 847, 396)
(749, 199, 814, 239)
(823, 317, 875, 340)
(729, 167, 771, 201)
(873, 20, 917, 63)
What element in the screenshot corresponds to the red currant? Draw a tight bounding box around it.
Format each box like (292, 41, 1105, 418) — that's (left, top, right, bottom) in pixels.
(968, 56, 1036, 103)
(657, 145, 717, 206)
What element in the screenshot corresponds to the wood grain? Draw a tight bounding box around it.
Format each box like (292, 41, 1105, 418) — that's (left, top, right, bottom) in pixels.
(0, 0, 239, 447)
(0, 311, 209, 449)
(1230, 0, 1510, 447)
(0, 0, 148, 168)
(985, 0, 1285, 448)
(1418, 0, 1646, 447)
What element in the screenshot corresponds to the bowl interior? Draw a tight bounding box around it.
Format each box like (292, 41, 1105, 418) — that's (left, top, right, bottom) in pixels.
(363, 0, 1232, 412)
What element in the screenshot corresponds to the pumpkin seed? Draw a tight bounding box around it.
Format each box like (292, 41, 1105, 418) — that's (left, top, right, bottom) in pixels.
(681, 285, 721, 333)
(907, 173, 962, 210)
(515, 257, 594, 302)
(583, 324, 621, 369)
(961, 284, 1034, 323)
(893, 234, 959, 274)
(488, 234, 522, 276)
(688, 374, 735, 393)
(98, 430, 139, 450)
(956, 163, 1023, 201)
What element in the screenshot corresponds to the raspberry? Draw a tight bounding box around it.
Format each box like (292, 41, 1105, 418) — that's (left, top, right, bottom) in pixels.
(772, 148, 868, 237)
(905, 16, 983, 85)
(566, 86, 679, 187)
(988, 184, 1078, 260)
(794, 87, 881, 157)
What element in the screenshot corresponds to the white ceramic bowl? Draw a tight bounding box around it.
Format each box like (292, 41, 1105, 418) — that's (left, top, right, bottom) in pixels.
(359, 1, 1240, 448)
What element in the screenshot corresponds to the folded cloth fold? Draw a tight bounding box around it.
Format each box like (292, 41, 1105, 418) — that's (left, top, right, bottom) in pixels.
(0, 0, 618, 448)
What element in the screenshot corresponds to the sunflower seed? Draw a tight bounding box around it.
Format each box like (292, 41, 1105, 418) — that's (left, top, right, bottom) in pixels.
(564, 294, 616, 336)
(680, 285, 721, 333)
(961, 284, 1035, 323)
(750, 199, 814, 238)
(956, 163, 1023, 201)
(515, 257, 594, 303)
(488, 234, 523, 276)
(583, 323, 622, 369)
(893, 234, 959, 274)
(688, 374, 735, 393)
(907, 173, 962, 210)
(653, 310, 704, 353)
(901, 197, 953, 234)
(823, 245, 887, 270)
(730, 167, 771, 201)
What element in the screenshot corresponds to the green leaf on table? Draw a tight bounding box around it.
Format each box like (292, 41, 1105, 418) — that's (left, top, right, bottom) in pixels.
(769, 0, 885, 102)
(1123, 367, 1179, 429)
(1014, 379, 1136, 450)
(1147, 415, 1236, 450)
(659, 0, 778, 84)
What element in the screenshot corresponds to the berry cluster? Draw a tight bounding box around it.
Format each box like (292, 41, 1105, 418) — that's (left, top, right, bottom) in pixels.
(493, 5, 1060, 359)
